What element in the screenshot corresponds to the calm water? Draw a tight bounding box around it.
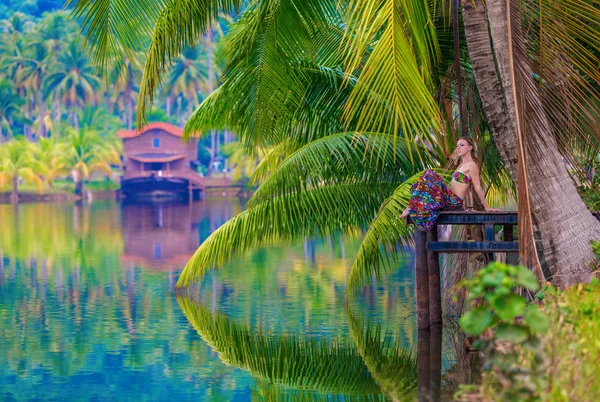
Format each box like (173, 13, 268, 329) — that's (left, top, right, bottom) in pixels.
(0, 199, 466, 401)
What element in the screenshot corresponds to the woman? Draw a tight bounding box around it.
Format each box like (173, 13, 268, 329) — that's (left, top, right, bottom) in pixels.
(400, 137, 500, 231)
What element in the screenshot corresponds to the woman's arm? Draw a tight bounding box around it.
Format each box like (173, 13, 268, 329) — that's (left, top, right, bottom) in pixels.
(469, 165, 499, 211)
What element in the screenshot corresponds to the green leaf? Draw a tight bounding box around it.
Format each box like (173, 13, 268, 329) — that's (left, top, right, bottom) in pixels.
(460, 306, 493, 336)
(481, 271, 507, 288)
(495, 323, 529, 343)
(523, 304, 549, 334)
(491, 293, 526, 321)
(515, 265, 540, 291)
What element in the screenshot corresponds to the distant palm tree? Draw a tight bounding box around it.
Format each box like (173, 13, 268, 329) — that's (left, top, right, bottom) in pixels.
(110, 59, 140, 130)
(45, 40, 100, 130)
(32, 137, 69, 187)
(16, 37, 52, 138)
(36, 12, 72, 54)
(0, 80, 24, 140)
(166, 46, 208, 121)
(0, 138, 42, 203)
(61, 127, 120, 194)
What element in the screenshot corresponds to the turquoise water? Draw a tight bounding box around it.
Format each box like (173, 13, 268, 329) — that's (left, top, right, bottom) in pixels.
(0, 199, 460, 401)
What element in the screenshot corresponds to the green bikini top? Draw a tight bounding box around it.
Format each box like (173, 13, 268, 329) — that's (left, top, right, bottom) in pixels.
(453, 170, 472, 184)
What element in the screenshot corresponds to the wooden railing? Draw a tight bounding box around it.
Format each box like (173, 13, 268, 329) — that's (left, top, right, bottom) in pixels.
(410, 211, 600, 329)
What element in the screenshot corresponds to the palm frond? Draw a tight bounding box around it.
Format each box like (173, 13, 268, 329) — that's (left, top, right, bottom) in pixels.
(184, 1, 348, 149)
(346, 307, 418, 401)
(177, 297, 381, 394)
(66, 0, 162, 73)
(137, 0, 244, 126)
(248, 132, 432, 207)
(176, 182, 396, 288)
(252, 380, 386, 402)
(347, 170, 451, 293)
(342, 0, 441, 159)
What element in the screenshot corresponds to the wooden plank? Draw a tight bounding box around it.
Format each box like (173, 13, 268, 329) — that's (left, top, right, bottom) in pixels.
(484, 223, 495, 242)
(415, 230, 430, 329)
(427, 241, 519, 252)
(437, 212, 518, 225)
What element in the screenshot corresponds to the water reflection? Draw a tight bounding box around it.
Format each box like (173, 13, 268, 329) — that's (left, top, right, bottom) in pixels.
(0, 200, 471, 400)
(178, 296, 418, 400)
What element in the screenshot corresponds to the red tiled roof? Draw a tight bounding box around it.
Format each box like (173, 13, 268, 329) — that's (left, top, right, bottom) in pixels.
(117, 122, 183, 139)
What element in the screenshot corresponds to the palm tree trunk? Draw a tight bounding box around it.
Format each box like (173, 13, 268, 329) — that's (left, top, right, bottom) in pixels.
(125, 80, 133, 130)
(54, 93, 61, 122)
(38, 87, 46, 138)
(461, 0, 600, 287)
(10, 175, 18, 204)
(75, 179, 83, 195)
(166, 96, 171, 117)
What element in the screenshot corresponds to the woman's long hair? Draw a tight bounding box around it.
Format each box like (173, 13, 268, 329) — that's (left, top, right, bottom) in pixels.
(458, 136, 480, 166)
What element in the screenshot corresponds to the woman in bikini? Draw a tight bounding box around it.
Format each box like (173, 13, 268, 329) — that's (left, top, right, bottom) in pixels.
(400, 136, 500, 231)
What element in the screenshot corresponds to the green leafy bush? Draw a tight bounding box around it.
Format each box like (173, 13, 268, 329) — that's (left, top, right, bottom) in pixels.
(457, 262, 548, 401)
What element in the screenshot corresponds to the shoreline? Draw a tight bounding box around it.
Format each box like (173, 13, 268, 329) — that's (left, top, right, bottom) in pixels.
(0, 186, 254, 204)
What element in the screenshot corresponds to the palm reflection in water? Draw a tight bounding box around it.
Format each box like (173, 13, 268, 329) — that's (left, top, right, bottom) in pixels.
(177, 295, 468, 401)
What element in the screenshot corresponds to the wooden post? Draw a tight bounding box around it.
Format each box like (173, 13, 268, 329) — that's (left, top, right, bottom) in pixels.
(417, 328, 431, 402)
(503, 224, 513, 242)
(415, 229, 430, 329)
(429, 324, 442, 402)
(427, 227, 442, 325)
(484, 223, 495, 261)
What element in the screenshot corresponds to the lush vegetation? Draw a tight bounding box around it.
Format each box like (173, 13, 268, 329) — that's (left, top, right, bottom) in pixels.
(105, 0, 599, 290)
(0, 9, 235, 176)
(0, 130, 120, 200)
(456, 262, 600, 401)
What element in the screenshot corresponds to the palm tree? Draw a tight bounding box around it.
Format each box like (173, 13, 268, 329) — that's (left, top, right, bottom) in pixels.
(0, 138, 43, 203)
(61, 127, 121, 195)
(45, 40, 100, 130)
(16, 35, 52, 138)
(0, 79, 24, 140)
(68, 0, 600, 288)
(165, 46, 208, 123)
(457, 0, 600, 285)
(32, 137, 69, 187)
(37, 12, 72, 54)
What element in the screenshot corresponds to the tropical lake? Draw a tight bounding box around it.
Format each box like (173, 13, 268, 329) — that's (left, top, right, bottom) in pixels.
(0, 199, 469, 401)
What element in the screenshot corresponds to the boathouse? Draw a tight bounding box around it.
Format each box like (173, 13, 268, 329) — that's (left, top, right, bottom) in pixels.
(118, 122, 203, 200)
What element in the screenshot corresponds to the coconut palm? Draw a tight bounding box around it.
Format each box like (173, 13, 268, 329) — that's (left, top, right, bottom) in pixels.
(0, 138, 43, 203)
(60, 127, 121, 194)
(36, 12, 73, 54)
(16, 35, 52, 138)
(68, 0, 600, 288)
(0, 79, 24, 140)
(45, 40, 100, 130)
(166, 46, 208, 120)
(32, 137, 69, 187)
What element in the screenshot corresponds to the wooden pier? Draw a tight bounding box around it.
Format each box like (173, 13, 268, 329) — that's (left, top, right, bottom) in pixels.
(411, 211, 600, 329)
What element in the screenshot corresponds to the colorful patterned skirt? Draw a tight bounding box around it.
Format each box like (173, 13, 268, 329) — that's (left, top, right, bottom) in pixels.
(408, 170, 464, 231)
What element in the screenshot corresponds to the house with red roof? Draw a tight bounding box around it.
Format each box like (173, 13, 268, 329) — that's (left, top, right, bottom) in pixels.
(117, 122, 203, 200)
